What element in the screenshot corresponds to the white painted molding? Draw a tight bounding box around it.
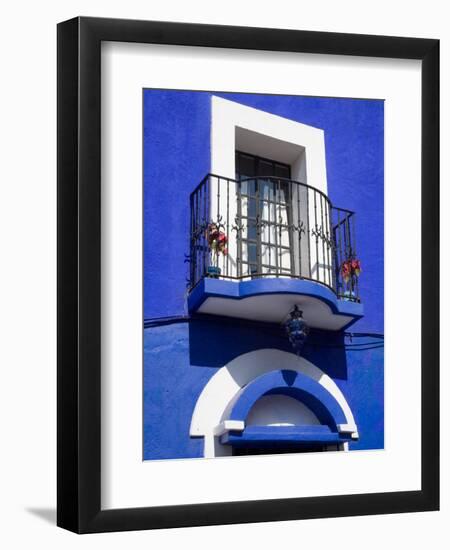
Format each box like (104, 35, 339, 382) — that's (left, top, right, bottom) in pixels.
(213, 420, 245, 436)
(211, 96, 327, 191)
(337, 423, 358, 434)
(190, 348, 358, 457)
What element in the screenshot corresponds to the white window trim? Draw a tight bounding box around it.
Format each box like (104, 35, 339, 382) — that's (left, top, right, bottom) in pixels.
(211, 95, 328, 192)
(210, 96, 331, 281)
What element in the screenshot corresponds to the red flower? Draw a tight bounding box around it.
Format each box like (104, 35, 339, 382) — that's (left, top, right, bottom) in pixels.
(341, 258, 362, 282)
(207, 223, 228, 256)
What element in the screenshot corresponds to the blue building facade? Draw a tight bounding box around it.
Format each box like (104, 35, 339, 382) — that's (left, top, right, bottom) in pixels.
(143, 90, 384, 460)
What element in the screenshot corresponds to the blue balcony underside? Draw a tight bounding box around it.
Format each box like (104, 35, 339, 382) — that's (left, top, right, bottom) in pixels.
(188, 277, 363, 331)
(220, 425, 352, 447)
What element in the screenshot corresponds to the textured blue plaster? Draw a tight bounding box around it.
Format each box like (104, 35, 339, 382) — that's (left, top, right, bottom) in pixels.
(143, 90, 384, 460)
(301, 334, 384, 451)
(143, 323, 212, 460)
(143, 90, 211, 320)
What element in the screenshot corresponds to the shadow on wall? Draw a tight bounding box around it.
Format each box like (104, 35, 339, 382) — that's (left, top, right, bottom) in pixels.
(188, 315, 348, 381)
(188, 315, 289, 368)
(302, 329, 348, 381)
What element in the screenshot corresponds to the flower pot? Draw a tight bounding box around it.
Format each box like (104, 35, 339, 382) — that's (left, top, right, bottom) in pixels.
(207, 265, 221, 278)
(342, 290, 356, 302)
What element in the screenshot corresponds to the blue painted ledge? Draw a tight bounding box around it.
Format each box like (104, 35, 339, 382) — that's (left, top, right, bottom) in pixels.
(188, 277, 363, 331)
(220, 425, 352, 447)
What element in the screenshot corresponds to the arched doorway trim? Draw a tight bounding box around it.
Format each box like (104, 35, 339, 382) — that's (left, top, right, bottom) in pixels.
(190, 349, 358, 457)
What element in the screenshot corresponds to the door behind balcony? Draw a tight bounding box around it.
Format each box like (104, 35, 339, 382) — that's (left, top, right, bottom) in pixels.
(235, 151, 293, 278)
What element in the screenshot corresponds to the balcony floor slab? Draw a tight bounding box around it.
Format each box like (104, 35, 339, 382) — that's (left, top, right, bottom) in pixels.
(188, 277, 363, 331)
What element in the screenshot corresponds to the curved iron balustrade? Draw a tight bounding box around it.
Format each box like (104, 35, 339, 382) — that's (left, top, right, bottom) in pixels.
(190, 174, 360, 302)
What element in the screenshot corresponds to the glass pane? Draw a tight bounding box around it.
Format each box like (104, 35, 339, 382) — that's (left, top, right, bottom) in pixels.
(276, 183, 289, 205)
(240, 179, 257, 196)
(274, 163, 290, 179)
(247, 197, 257, 218)
(247, 243, 257, 263)
(261, 223, 276, 244)
(273, 202, 289, 224)
(237, 154, 255, 179)
(235, 152, 293, 279)
(260, 201, 276, 223)
(261, 245, 278, 266)
(259, 160, 274, 177)
(246, 220, 257, 241)
(248, 179, 257, 196)
(279, 223, 290, 247)
(258, 179, 275, 201)
(240, 262, 251, 276)
(280, 248, 291, 270)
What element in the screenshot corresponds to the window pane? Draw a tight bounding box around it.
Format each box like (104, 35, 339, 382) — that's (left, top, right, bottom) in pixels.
(247, 197, 257, 218)
(236, 152, 293, 278)
(247, 243, 257, 263)
(274, 163, 290, 179)
(261, 245, 278, 266)
(279, 222, 290, 246)
(280, 248, 291, 270)
(237, 153, 255, 179)
(261, 223, 276, 244)
(259, 160, 274, 177)
(276, 183, 289, 205)
(246, 220, 257, 241)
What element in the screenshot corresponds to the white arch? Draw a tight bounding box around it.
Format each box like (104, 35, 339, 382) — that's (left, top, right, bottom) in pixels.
(190, 348, 358, 457)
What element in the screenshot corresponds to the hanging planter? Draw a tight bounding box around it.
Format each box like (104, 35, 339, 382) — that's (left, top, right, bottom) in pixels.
(206, 222, 228, 278)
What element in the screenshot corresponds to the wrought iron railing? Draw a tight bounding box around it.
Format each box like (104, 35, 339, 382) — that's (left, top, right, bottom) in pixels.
(190, 174, 360, 302)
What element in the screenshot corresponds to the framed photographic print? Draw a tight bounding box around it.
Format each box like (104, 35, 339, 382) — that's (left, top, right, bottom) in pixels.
(57, 17, 439, 533)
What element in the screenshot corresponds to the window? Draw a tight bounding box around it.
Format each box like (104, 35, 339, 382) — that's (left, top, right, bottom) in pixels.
(235, 151, 294, 277)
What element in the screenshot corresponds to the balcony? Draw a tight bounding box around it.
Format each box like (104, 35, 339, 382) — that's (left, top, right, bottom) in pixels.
(188, 174, 363, 331)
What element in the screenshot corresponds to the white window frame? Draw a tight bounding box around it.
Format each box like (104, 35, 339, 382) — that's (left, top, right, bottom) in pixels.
(210, 96, 331, 281)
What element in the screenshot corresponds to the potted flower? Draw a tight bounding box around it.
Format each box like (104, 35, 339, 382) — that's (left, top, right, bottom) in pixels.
(340, 257, 361, 300)
(206, 222, 228, 277)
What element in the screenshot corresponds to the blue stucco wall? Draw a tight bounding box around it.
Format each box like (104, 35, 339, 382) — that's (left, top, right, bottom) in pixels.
(143, 89, 384, 459)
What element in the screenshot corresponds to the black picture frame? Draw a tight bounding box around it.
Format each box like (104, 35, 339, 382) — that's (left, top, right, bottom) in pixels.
(57, 16, 439, 533)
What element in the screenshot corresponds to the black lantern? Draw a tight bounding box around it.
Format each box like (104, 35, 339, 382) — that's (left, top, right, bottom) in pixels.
(284, 306, 309, 354)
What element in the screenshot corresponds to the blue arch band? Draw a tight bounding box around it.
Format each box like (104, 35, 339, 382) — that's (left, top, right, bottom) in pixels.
(220, 370, 351, 447)
(228, 369, 348, 429)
